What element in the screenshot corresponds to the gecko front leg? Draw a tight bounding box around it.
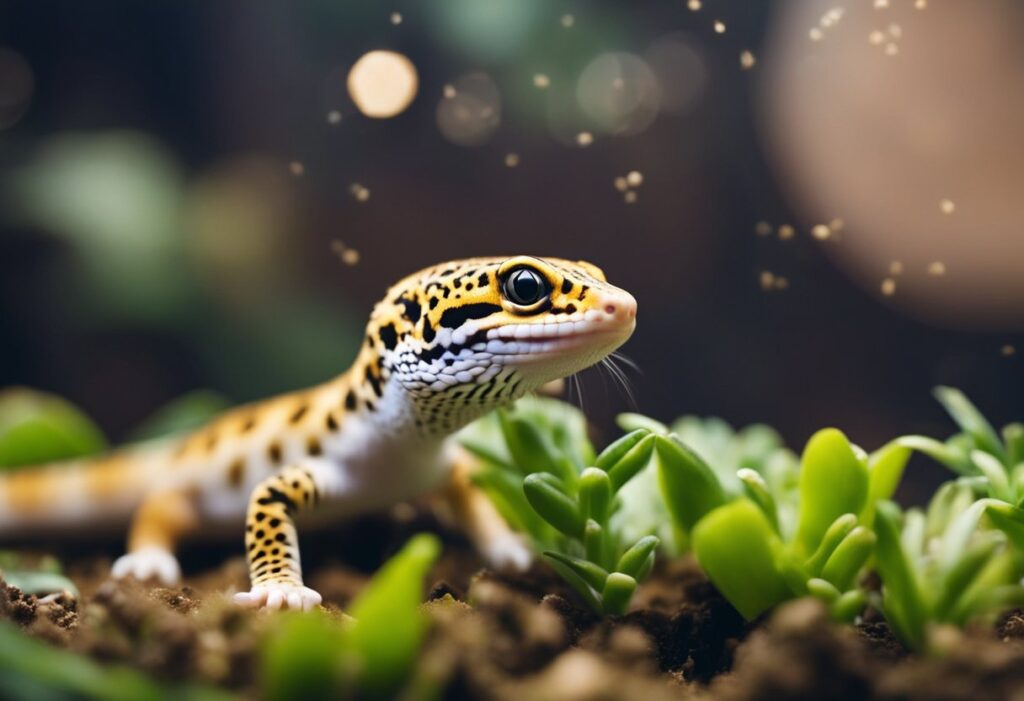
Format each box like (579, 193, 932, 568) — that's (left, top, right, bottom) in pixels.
(233, 461, 341, 611)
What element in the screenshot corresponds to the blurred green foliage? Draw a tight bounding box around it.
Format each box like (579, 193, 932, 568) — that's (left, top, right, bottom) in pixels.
(0, 388, 107, 468)
(0, 621, 233, 701)
(262, 533, 441, 701)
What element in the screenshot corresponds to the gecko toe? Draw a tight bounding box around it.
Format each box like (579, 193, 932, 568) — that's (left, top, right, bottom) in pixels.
(111, 548, 182, 585)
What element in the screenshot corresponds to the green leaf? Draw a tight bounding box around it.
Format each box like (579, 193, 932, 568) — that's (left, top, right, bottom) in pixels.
(545, 557, 602, 613)
(806, 577, 841, 602)
(499, 411, 572, 481)
(863, 441, 912, 523)
(615, 535, 659, 579)
(616, 413, 669, 435)
(820, 526, 876, 592)
(795, 429, 869, 555)
(543, 551, 609, 591)
(874, 501, 927, 650)
(804, 513, 857, 576)
(691, 500, 790, 620)
(1, 571, 79, 597)
(654, 435, 726, 533)
(970, 450, 1012, 502)
(1005, 423, 1024, 469)
(895, 435, 973, 475)
(738, 468, 779, 533)
(0, 388, 107, 468)
(523, 473, 584, 537)
(933, 386, 1006, 461)
(984, 501, 1024, 552)
(933, 536, 1001, 620)
(472, 468, 553, 545)
(128, 390, 231, 442)
(345, 533, 441, 699)
(601, 572, 637, 615)
(583, 519, 608, 569)
(831, 589, 868, 622)
(263, 610, 348, 701)
(605, 433, 656, 492)
(579, 468, 613, 524)
(595, 429, 649, 470)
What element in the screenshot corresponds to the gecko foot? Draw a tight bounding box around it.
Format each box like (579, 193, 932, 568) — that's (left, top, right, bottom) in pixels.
(111, 547, 181, 585)
(481, 532, 533, 572)
(233, 583, 322, 611)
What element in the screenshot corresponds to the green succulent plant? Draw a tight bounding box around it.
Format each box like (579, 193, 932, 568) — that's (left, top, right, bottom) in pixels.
(458, 397, 659, 615)
(648, 425, 911, 621)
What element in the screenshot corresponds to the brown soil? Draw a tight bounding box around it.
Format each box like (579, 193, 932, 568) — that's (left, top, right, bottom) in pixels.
(4, 511, 1024, 700)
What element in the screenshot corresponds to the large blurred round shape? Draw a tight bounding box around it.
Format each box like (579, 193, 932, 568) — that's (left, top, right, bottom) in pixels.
(0, 48, 34, 129)
(762, 0, 1024, 328)
(346, 50, 418, 119)
(437, 72, 501, 147)
(576, 52, 660, 135)
(644, 34, 707, 115)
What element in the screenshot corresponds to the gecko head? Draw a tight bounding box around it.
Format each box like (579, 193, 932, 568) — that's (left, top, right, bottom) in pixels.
(361, 256, 636, 433)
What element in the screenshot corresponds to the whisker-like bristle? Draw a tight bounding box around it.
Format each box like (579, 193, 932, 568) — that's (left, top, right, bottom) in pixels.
(599, 355, 637, 409)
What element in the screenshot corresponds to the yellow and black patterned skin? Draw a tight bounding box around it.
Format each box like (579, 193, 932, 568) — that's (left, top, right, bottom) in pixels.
(0, 256, 637, 610)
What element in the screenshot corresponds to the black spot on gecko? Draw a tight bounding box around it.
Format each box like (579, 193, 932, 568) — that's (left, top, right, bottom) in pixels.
(240, 416, 256, 433)
(439, 302, 502, 329)
(326, 413, 339, 431)
(227, 459, 245, 487)
(269, 518, 281, 528)
(561, 278, 573, 294)
(423, 316, 436, 343)
(345, 391, 357, 410)
(478, 272, 490, 288)
(565, 303, 577, 314)
(366, 368, 382, 398)
(289, 404, 308, 424)
(267, 442, 283, 464)
(429, 297, 439, 310)
(306, 437, 322, 456)
(399, 297, 422, 323)
(379, 323, 399, 350)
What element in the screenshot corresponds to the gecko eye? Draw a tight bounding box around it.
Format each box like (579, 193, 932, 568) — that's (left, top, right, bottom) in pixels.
(502, 267, 550, 307)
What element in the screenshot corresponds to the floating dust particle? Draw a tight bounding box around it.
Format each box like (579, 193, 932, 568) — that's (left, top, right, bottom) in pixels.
(811, 224, 831, 241)
(561, 13, 575, 28)
(614, 176, 629, 192)
(714, 20, 726, 34)
(869, 30, 885, 45)
(442, 84, 456, 98)
(778, 224, 796, 241)
(809, 27, 824, 41)
(349, 183, 371, 202)
(755, 221, 773, 237)
(740, 50, 756, 69)
(288, 161, 305, 176)
(774, 276, 790, 290)
(885, 42, 899, 56)
(626, 170, 643, 187)
(940, 198, 956, 214)
(331, 241, 361, 266)
(889, 260, 904, 275)
(533, 73, 550, 89)
(874, 0, 889, 8)
(915, 0, 927, 8)
(888, 23, 902, 38)
(390, 12, 402, 25)
(1002, 344, 1017, 357)
(688, 0, 702, 11)
(881, 277, 896, 296)
(623, 190, 638, 204)
(327, 110, 342, 124)
(760, 271, 776, 290)
(576, 131, 594, 146)
(927, 261, 947, 276)
(504, 153, 519, 168)
(820, 7, 844, 28)
(829, 217, 844, 231)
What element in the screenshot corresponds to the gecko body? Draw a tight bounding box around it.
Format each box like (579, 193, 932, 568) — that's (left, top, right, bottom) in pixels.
(0, 256, 637, 609)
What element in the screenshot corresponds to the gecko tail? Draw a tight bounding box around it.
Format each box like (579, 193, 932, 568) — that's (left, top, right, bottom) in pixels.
(0, 451, 151, 538)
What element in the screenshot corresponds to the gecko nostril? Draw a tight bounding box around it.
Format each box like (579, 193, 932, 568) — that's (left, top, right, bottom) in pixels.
(605, 305, 617, 315)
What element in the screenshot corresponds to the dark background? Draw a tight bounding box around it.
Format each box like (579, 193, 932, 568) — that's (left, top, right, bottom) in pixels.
(1, 0, 1021, 503)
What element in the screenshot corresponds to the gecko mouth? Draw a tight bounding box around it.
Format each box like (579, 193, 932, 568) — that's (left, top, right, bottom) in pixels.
(481, 320, 634, 365)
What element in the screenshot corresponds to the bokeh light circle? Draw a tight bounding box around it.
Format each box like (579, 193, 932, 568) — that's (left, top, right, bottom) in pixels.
(347, 50, 419, 119)
(437, 72, 501, 147)
(576, 52, 660, 135)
